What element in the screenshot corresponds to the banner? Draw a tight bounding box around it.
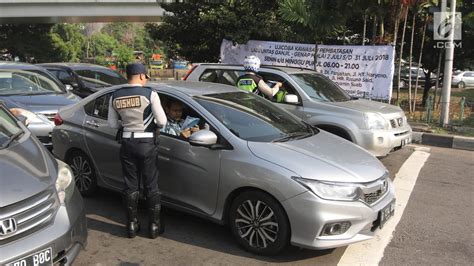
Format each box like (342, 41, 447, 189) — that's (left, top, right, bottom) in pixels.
(220, 40, 395, 100)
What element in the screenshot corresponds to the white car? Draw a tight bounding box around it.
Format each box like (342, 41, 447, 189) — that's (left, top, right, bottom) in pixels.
(452, 71, 474, 88)
(185, 64, 412, 157)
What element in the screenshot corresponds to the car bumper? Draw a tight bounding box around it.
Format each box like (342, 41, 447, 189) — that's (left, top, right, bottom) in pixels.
(0, 188, 87, 265)
(28, 122, 54, 148)
(282, 180, 395, 250)
(357, 126, 412, 157)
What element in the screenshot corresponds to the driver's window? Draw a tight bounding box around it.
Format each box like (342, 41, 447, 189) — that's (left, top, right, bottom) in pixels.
(84, 93, 111, 119)
(259, 72, 301, 104)
(158, 94, 212, 141)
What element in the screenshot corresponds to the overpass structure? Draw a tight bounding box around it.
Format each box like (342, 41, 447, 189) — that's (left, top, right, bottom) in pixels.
(0, 0, 176, 23)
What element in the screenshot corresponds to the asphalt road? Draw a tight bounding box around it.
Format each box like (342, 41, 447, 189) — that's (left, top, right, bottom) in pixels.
(73, 145, 473, 265)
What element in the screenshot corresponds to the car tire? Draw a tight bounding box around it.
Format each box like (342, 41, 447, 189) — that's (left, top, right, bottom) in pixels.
(67, 150, 98, 196)
(229, 190, 290, 255)
(458, 81, 465, 89)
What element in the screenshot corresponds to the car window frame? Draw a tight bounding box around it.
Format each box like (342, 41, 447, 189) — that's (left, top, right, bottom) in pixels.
(84, 92, 112, 120)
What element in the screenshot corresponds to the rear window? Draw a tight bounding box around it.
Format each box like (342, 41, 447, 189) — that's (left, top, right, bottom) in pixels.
(75, 69, 126, 86)
(199, 69, 244, 86)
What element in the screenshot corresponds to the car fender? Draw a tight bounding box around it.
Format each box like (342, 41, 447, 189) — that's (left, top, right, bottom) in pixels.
(305, 115, 361, 144)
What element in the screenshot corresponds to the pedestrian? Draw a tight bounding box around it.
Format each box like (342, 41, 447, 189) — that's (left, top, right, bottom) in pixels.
(236, 55, 285, 101)
(108, 63, 167, 239)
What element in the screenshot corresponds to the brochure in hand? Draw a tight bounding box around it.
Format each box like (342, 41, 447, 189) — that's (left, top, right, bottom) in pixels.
(180, 116, 200, 131)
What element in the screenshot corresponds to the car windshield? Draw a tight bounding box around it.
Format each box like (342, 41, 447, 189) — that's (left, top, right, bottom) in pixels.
(75, 69, 126, 87)
(0, 70, 65, 96)
(0, 106, 23, 149)
(290, 73, 351, 102)
(195, 92, 316, 142)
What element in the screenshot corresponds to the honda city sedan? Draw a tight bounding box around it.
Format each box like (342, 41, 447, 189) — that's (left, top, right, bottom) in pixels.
(52, 82, 395, 255)
(0, 103, 87, 265)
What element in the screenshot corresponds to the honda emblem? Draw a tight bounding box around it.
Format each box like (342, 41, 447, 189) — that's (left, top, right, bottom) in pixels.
(0, 218, 18, 236)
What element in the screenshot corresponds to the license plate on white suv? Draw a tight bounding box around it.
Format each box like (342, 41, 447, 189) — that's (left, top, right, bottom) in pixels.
(8, 247, 53, 266)
(379, 199, 395, 229)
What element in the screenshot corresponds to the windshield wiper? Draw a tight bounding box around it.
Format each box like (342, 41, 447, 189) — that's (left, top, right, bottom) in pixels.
(302, 120, 320, 134)
(272, 132, 310, 142)
(1, 131, 24, 149)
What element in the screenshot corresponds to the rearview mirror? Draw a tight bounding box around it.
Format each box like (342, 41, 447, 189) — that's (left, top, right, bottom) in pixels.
(284, 94, 299, 104)
(189, 129, 217, 147)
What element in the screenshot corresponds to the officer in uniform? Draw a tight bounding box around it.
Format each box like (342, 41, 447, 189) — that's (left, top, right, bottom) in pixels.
(108, 63, 167, 239)
(236, 55, 284, 101)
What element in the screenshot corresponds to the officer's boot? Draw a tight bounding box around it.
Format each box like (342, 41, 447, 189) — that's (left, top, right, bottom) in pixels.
(123, 191, 140, 238)
(148, 192, 164, 238)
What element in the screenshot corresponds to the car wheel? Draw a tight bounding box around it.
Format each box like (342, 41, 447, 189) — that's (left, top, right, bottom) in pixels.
(67, 150, 98, 196)
(229, 190, 290, 255)
(458, 81, 465, 89)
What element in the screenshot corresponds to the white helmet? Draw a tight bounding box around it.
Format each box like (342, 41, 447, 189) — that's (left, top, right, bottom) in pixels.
(243, 55, 261, 72)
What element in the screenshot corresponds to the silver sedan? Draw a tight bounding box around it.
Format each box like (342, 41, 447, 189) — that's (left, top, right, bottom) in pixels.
(52, 81, 395, 255)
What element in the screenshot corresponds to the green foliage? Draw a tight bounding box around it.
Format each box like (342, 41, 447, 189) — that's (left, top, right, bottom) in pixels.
(0, 24, 56, 62)
(89, 32, 118, 57)
(147, 0, 295, 62)
(114, 44, 134, 68)
(50, 24, 86, 62)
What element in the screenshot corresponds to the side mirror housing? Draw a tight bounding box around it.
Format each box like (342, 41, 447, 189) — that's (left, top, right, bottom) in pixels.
(284, 94, 299, 104)
(189, 129, 218, 147)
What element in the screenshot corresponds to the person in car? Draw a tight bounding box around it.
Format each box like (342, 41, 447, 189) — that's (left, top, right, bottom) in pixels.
(108, 63, 167, 239)
(161, 100, 200, 139)
(236, 55, 285, 101)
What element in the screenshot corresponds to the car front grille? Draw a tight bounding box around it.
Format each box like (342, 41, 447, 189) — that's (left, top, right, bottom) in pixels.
(390, 117, 405, 128)
(0, 187, 59, 245)
(359, 174, 389, 205)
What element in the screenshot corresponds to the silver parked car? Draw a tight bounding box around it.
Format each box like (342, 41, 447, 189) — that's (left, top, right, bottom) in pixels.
(0, 103, 87, 265)
(452, 71, 474, 88)
(0, 65, 81, 148)
(185, 64, 412, 156)
(52, 82, 395, 255)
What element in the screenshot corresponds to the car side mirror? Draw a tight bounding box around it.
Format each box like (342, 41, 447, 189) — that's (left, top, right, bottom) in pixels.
(65, 84, 74, 91)
(189, 129, 217, 147)
(284, 94, 299, 104)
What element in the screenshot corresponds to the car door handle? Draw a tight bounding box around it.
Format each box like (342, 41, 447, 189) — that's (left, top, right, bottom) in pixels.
(86, 120, 99, 127)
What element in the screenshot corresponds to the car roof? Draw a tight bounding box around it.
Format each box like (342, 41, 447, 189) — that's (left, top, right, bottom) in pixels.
(0, 61, 49, 71)
(38, 62, 112, 71)
(196, 63, 318, 75)
(101, 81, 240, 97)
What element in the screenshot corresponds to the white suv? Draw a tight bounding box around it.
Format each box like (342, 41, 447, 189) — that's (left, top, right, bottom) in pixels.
(185, 64, 412, 156)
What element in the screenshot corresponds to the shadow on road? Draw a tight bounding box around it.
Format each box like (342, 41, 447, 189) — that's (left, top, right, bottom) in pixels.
(83, 189, 342, 263)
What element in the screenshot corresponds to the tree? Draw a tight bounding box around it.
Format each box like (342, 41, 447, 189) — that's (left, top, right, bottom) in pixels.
(147, 0, 294, 62)
(50, 23, 86, 62)
(0, 24, 56, 62)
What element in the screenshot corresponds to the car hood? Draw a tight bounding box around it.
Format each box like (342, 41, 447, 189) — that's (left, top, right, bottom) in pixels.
(0, 135, 57, 207)
(247, 131, 387, 183)
(2, 92, 80, 112)
(330, 99, 402, 115)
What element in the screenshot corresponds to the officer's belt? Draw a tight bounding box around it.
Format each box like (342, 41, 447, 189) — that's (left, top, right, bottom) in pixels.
(122, 132, 154, 138)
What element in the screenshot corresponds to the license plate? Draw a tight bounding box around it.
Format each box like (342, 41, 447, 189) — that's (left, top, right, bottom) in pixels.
(401, 138, 409, 147)
(8, 247, 53, 266)
(379, 199, 395, 229)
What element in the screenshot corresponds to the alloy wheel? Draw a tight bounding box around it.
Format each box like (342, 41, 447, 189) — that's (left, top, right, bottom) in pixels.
(70, 155, 93, 192)
(234, 200, 279, 249)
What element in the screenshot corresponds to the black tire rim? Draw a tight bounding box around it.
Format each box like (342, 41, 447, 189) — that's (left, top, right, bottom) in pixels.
(235, 200, 279, 249)
(70, 155, 93, 192)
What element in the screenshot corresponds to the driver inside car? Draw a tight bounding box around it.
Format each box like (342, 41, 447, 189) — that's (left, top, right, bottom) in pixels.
(161, 100, 200, 139)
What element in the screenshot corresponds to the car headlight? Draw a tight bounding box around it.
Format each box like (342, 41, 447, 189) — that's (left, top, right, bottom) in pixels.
(363, 113, 389, 130)
(292, 177, 361, 201)
(55, 159, 75, 205)
(9, 108, 46, 124)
